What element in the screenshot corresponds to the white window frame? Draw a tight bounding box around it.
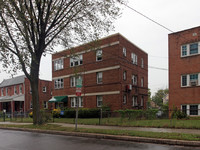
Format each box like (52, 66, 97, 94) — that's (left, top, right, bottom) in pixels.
(97, 95, 103, 107)
(30, 101, 32, 109)
(6, 88, 8, 96)
(70, 76, 82, 87)
(43, 86, 47, 92)
(141, 58, 144, 68)
(123, 71, 126, 80)
(123, 95, 127, 104)
(96, 49, 102, 61)
(132, 96, 138, 106)
(1, 88, 3, 96)
(43, 101, 48, 109)
(14, 86, 17, 95)
(19, 85, 22, 94)
(181, 42, 200, 57)
(71, 97, 83, 107)
(141, 77, 144, 87)
(123, 47, 126, 57)
(54, 58, 64, 71)
(97, 72, 103, 84)
(54, 78, 64, 89)
(70, 54, 83, 67)
(132, 75, 137, 85)
(131, 53, 137, 65)
(181, 73, 200, 87)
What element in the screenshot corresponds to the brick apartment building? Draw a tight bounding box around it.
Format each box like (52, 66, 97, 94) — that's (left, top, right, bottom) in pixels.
(0, 75, 52, 114)
(51, 33, 148, 111)
(169, 26, 200, 116)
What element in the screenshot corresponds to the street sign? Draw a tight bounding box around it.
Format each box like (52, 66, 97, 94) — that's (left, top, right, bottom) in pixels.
(76, 87, 82, 96)
(76, 78, 82, 88)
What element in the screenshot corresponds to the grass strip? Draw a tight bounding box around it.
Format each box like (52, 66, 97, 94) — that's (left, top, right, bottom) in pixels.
(0, 124, 200, 141)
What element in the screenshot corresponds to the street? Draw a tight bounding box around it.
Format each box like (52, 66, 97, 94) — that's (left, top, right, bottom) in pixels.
(0, 129, 198, 150)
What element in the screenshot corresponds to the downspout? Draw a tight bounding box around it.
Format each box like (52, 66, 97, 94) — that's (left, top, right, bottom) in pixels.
(23, 79, 26, 117)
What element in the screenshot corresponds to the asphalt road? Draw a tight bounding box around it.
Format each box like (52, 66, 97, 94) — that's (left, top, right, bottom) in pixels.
(0, 129, 198, 150)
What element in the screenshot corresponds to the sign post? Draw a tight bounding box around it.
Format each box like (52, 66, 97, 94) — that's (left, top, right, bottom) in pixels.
(75, 78, 82, 130)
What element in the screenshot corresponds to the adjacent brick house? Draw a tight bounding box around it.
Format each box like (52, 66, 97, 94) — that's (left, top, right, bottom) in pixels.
(0, 75, 52, 114)
(51, 33, 148, 111)
(169, 26, 200, 116)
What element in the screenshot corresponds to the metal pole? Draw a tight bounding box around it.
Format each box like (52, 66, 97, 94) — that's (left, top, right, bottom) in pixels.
(75, 97, 79, 130)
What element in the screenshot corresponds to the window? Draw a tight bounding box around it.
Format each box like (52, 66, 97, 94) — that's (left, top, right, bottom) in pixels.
(132, 75, 137, 85)
(181, 45, 187, 56)
(70, 54, 83, 67)
(19, 85, 22, 94)
(190, 74, 198, 86)
(141, 77, 144, 87)
(190, 105, 198, 115)
(43, 101, 48, 109)
(1, 88, 3, 96)
(30, 86, 32, 94)
(123, 95, 127, 104)
(71, 97, 83, 107)
(141, 58, 144, 68)
(141, 96, 144, 106)
(6, 88, 8, 96)
(54, 78, 64, 89)
(182, 105, 187, 115)
(30, 101, 32, 109)
(123, 47, 126, 57)
(14, 86, 17, 94)
(70, 76, 82, 87)
(97, 95, 103, 107)
(97, 72, 103, 84)
(190, 43, 198, 55)
(181, 75, 187, 86)
(131, 53, 137, 65)
(132, 96, 138, 106)
(123, 71, 126, 80)
(54, 58, 64, 71)
(43, 87, 47, 92)
(96, 49, 102, 61)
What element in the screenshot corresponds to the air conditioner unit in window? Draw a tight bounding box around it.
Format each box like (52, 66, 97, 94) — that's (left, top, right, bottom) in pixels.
(190, 80, 198, 86)
(126, 84, 132, 91)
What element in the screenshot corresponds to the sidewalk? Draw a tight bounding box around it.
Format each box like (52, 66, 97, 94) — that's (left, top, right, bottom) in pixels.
(51, 123, 200, 135)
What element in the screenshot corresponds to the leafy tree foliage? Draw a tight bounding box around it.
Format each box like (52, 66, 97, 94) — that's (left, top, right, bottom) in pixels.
(152, 88, 168, 107)
(0, 0, 125, 124)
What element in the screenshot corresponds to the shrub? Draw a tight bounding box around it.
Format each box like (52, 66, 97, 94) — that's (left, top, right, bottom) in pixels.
(29, 112, 33, 118)
(172, 109, 187, 119)
(52, 108, 61, 118)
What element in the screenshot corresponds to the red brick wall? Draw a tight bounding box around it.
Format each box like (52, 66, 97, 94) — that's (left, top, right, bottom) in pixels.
(169, 26, 200, 112)
(52, 34, 148, 110)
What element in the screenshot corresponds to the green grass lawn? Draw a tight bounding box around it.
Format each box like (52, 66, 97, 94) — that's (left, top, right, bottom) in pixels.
(2, 117, 200, 129)
(0, 124, 200, 141)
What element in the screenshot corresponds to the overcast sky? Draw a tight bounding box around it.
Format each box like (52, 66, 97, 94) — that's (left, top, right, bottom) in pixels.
(0, 0, 200, 96)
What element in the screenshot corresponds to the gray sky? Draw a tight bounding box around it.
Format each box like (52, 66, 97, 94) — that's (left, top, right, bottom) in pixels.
(0, 0, 200, 96)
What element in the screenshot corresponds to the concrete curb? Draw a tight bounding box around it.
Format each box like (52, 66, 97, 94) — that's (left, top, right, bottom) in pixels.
(0, 126, 200, 147)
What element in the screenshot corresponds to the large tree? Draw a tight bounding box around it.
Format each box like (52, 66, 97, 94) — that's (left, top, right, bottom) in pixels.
(0, 0, 124, 125)
(152, 88, 168, 107)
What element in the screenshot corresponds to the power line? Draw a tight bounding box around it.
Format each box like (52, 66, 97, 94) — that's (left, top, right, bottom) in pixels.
(123, 3, 174, 33)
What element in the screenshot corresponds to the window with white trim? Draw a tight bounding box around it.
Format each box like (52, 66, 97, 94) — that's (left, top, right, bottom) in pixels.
(190, 105, 198, 115)
(141, 77, 144, 87)
(132, 75, 137, 85)
(70, 76, 82, 87)
(30, 101, 32, 109)
(14, 86, 17, 94)
(141, 58, 144, 68)
(123, 47, 126, 57)
(181, 105, 187, 115)
(97, 95, 103, 107)
(131, 53, 137, 65)
(97, 72, 103, 84)
(181, 75, 187, 86)
(54, 58, 63, 71)
(54, 78, 64, 89)
(43, 101, 48, 109)
(96, 49, 102, 61)
(181, 73, 200, 87)
(123, 71, 126, 80)
(123, 95, 127, 104)
(1, 88, 3, 96)
(70, 54, 83, 67)
(181, 42, 199, 57)
(43, 87, 47, 92)
(19, 85, 22, 94)
(132, 96, 138, 106)
(6, 88, 8, 96)
(71, 97, 83, 107)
